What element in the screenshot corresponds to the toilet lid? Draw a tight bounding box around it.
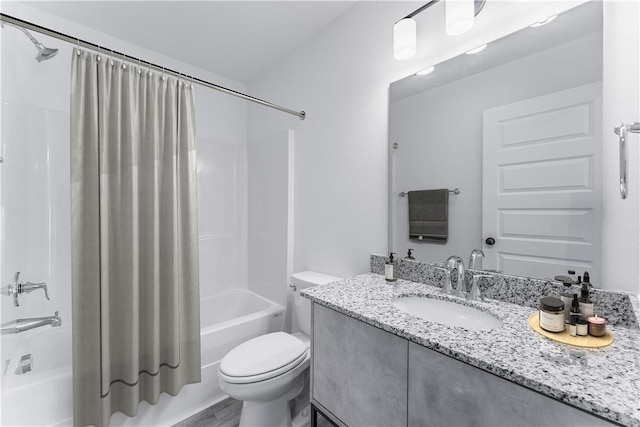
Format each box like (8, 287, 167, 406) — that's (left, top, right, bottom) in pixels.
(219, 332, 307, 379)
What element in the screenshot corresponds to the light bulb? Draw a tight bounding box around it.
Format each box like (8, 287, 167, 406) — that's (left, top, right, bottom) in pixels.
(446, 0, 475, 36)
(465, 44, 487, 55)
(530, 15, 558, 28)
(394, 18, 416, 60)
(416, 66, 435, 76)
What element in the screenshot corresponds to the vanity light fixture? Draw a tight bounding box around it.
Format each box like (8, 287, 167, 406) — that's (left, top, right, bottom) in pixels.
(446, 0, 475, 36)
(394, 18, 417, 60)
(465, 43, 487, 55)
(530, 15, 558, 28)
(415, 65, 436, 76)
(393, 0, 486, 60)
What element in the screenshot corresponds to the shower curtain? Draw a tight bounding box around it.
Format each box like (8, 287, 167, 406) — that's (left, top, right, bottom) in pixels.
(70, 49, 201, 427)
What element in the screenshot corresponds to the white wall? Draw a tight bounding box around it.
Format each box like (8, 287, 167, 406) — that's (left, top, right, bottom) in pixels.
(601, 1, 640, 295)
(247, 129, 291, 307)
(247, 1, 595, 285)
(390, 33, 602, 268)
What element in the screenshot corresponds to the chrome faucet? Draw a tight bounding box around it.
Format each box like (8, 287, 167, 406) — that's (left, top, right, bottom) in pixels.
(1, 311, 61, 335)
(469, 249, 485, 270)
(1, 272, 49, 306)
(433, 266, 454, 295)
(445, 256, 466, 297)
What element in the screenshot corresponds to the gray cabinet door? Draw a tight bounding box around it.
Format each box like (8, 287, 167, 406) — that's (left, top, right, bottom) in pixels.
(408, 342, 616, 427)
(312, 303, 408, 427)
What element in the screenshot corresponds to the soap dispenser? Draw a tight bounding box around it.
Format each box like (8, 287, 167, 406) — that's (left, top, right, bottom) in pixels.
(405, 249, 415, 260)
(385, 252, 397, 282)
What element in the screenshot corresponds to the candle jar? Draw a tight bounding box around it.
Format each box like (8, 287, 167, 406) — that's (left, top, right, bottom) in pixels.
(539, 297, 565, 333)
(587, 316, 606, 337)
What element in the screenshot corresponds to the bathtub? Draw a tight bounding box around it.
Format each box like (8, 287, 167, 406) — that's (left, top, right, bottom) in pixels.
(0, 289, 285, 426)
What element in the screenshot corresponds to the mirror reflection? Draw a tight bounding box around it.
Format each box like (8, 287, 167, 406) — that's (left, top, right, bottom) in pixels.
(389, 2, 603, 283)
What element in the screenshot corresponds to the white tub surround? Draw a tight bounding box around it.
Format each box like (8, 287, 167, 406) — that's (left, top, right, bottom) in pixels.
(302, 274, 640, 427)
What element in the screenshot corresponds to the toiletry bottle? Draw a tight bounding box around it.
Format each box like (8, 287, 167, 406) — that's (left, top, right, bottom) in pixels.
(559, 279, 575, 324)
(567, 270, 577, 284)
(570, 294, 581, 329)
(405, 249, 415, 260)
(579, 280, 594, 318)
(569, 315, 577, 337)
(385, 252, 397, 282)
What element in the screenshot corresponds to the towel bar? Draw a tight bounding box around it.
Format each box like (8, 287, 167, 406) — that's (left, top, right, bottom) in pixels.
(399, 188, 460, 197)
(614, 122, 640, 199)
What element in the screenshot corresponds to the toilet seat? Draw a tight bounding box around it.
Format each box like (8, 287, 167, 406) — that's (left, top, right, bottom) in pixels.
(219, 332, 308, 384)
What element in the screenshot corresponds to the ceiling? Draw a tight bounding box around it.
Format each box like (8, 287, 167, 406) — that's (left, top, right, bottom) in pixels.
(27, 1, 357, 84)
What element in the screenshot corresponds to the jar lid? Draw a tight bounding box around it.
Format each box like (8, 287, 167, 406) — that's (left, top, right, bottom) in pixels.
(540, 296, 564, 312)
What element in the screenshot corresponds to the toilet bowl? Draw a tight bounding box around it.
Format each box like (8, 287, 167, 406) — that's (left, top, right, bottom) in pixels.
(218, 271, 341, 427)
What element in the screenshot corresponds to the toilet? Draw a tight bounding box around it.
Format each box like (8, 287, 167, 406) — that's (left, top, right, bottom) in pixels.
(218, 271, 342, 427)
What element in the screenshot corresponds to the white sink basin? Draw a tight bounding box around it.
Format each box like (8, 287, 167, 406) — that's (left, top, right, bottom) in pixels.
(393, 297, 503, 331)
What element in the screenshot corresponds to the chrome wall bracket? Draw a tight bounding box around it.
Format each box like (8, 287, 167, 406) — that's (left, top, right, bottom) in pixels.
(614, 121, 640, 199)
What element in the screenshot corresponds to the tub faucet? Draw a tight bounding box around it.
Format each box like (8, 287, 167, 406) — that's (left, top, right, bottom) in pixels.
(445, 256, 466, 297)
(469, 249, 485, 270)
(1, 311, 61, 335)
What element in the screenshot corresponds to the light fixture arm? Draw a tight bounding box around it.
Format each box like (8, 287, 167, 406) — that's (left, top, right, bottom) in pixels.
(402, 0, 440, 20)
(399, 0, 486, 22)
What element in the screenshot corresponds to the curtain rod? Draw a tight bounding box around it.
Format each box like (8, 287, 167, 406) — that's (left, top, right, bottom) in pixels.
(0, 13, 306, 121)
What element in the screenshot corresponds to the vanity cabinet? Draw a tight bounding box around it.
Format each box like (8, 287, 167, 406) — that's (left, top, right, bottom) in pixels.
(408, 342, 616, 427)
(311, 303, 618, 427)
(311, 304, 408, 427)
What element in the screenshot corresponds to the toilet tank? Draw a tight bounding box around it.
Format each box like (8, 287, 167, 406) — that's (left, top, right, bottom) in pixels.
(292, 271, 342, 336)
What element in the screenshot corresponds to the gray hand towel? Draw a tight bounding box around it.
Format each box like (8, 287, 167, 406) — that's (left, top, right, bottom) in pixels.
(408, 189, 449, 242)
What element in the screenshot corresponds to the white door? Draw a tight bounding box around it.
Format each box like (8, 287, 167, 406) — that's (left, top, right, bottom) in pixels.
(482, 82, 602, 282)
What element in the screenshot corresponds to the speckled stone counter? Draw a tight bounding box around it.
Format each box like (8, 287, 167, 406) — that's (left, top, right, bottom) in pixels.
(302, 273, 640, 427)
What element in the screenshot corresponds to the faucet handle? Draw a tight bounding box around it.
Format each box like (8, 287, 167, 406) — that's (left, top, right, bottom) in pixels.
(470, 274, 492, 301)
(2, 274, 49, 306)
(20, 282, 49, 300)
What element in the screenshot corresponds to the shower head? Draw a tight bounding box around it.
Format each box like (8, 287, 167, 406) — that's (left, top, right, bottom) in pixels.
(34, 45, 59, 62)
(1, 21, 59, 62)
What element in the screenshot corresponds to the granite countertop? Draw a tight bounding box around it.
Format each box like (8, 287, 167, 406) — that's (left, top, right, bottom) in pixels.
(302, 273, 640, 427)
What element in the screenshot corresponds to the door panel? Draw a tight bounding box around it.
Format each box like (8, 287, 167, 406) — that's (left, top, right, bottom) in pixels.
(483, 82, 602, 281)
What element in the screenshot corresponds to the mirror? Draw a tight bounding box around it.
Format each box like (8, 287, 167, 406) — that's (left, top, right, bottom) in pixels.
(389, 2, 603, 283)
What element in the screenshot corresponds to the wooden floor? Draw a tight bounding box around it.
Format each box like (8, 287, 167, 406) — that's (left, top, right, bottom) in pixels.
(173, 398, 334, 427)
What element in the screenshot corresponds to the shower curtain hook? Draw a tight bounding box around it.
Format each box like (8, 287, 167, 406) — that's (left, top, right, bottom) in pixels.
(76, 37, 81, 56)
(121, 52, 126, 70)
(137, 57, 141, 75)
(109, 49, 114, 67)
(161, 66, 165, 81)
(96, 45, 101, 62)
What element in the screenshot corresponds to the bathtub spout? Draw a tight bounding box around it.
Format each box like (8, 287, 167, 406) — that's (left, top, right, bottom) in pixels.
(1, 311, 61, 335)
